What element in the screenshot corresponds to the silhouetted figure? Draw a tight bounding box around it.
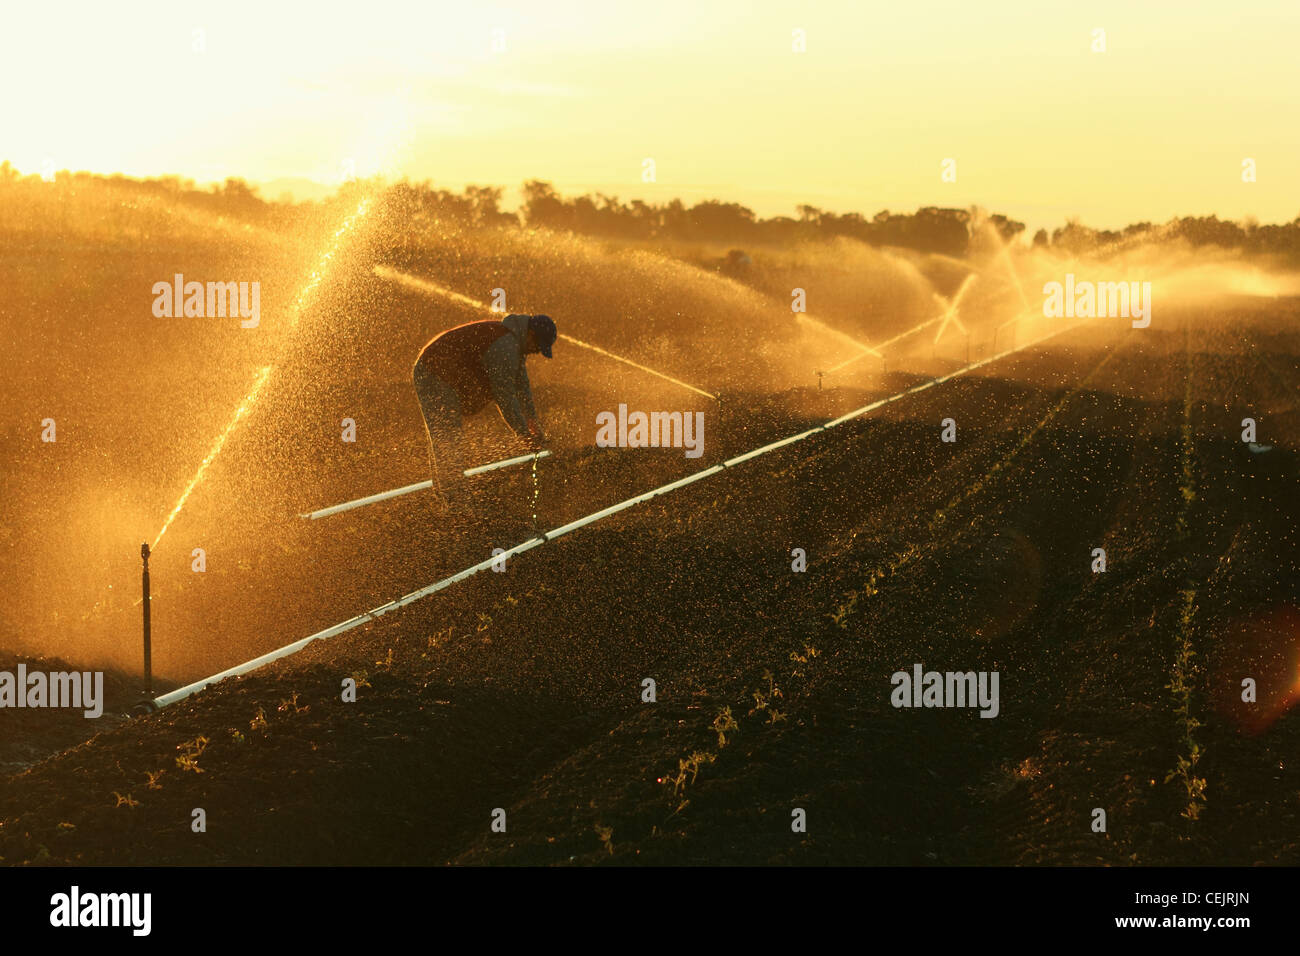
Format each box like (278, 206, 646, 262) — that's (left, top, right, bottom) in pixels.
(412, 314, 556, 512)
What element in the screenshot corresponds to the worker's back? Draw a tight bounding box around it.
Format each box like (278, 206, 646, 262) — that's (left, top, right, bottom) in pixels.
(412, 313, 551, 512)
(415, 320, 514, 413)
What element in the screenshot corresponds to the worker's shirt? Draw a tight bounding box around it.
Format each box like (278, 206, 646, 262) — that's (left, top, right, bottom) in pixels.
(415, 315, 537, 434)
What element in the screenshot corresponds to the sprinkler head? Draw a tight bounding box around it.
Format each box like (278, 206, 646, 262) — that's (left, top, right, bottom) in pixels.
(140, 542, 150, 561)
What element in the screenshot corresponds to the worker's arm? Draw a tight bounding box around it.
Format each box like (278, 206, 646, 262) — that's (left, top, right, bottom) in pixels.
(483, 337, 532, 440)
(517, 361, 540, 430)
(514, 359, 545, 447)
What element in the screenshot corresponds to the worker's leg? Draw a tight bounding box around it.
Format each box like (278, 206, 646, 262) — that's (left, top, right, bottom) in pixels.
(413, 367, 468, 510)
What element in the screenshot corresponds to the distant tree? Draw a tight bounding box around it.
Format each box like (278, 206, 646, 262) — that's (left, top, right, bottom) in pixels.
(797, 204, 823, 224)
(827, 211, 870, 241)
(661, 198, 690, 237)
(758, 215, 803, 243)
(571, 194, 600, 233)
(521, 180, 567, 228)
(466, 185, 510, 225)
(1174, 215, 1244, 248)
(1052, 217, 1099, 254)
(909, 207, 971, 255)
(687, 200, 757, 240)
(988, 213, 1026, 243)
(628, 199, 658, 237)
(221, 178, 259, 200)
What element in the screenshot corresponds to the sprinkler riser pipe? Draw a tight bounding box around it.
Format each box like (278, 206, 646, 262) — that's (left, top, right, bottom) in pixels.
(140, 542, 152, 697)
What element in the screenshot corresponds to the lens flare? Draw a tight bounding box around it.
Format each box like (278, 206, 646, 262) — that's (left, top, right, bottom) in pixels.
(1212, 604, 1300, 735)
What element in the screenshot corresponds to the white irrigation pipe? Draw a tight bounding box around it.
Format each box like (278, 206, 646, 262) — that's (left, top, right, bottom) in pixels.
(300, 451, 551, 519)
(301, 479, 431, 520)
(148, 533, 551, 710)
(465, 449, 551, 476)
(147, 316, 1093, 711)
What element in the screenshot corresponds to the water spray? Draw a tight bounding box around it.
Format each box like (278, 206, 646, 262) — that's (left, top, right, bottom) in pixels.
(152, 365, 274, 551)
(559, 332, 717, 400)
(371, 265, 720, 401)
(132, 195, 378, 705)
(996, 241, 1031, 312)
(152, 194, 375, 551)
(530, 454, 541, 533)
(932, 273, 976, 346)
(992, 310, 1037, 352)
(824, 315, 944, 375)
(795, 314, 881, 361)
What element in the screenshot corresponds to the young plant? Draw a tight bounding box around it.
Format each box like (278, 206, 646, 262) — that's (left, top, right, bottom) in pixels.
(175, 735, 209, 774)
(1164, 588, 1207, 821)
(711, 706, 739, 748)
(277, 692, 310, 715)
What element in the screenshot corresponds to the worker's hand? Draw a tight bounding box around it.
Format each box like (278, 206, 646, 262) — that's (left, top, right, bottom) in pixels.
(526, 420, 546, 450)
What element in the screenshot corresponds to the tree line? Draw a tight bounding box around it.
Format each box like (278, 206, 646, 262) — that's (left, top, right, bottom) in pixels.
(4, 162, 1299, 261)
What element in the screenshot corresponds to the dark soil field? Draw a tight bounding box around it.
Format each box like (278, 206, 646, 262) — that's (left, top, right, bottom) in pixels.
(2, 185, 1298, 866)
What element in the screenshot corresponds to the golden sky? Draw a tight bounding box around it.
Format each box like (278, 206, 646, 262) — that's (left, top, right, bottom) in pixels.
(3, 0, 1297, 232)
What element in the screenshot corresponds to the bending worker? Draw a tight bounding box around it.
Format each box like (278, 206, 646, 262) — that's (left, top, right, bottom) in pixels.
(412, 313, 556, 511)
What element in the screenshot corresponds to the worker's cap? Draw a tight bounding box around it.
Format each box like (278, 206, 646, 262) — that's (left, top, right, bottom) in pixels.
(529, 314, 557, 358)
